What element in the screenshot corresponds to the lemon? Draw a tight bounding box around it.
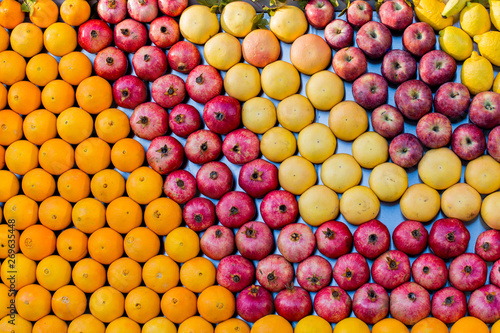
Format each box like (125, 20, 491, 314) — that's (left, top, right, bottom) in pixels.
(491, 0, 500, 31)
(474, 31, 500, 66)
(179, 5, 219, 45)
(494, 72, 500, 93)
(438, 26, 472, 61)
(460, 2, 490, 37)
(220, 1, 255, 38)
(414, 0, 453, 30)
(461, 51, 493, 95)
(269, 5, 308, 43)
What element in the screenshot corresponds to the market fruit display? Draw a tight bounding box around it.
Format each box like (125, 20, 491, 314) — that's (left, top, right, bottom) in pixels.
(0, 0, 500, 331)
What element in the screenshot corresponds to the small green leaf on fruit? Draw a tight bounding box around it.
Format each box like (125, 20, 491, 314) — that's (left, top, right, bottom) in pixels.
(299, 0, 308, 10)
(330, 0, 340, 7)
(252, 13, 269, 29)
(339, 7, 347, 16)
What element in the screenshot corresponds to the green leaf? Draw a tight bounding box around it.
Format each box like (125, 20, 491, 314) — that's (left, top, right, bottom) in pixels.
(21, 0, 35, 13)
(338, 0, 349, 16)
(269, 0, 278, 7)
(252, 13, 269, 29)
(299, 0, 308, 10)
(471, 0, 489, 6)
(404, 0, 413, 7)
(329, 0, 339, 7)
(263, 6, 277, 15)
(375, 0, 383, 12)
(197, 0, 218, 7)
(209, 4, 219, 12)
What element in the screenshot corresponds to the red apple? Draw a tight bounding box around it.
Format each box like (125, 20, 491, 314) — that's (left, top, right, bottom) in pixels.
(381, 50, 417, 85)
(488, 126, 500, 162)
(305, 0, 335, 29)
(352, 73, 388, 110)
(324, 19, 353, 50)
(389, 133, 424, 168)
(371, 104, 404, 139)
(416, 113, 452, 148)
(356, 21, 392, 59)
(469, 91, 500, 129)
(332, 47, 367, 81)
(419, 50, 457, 86)
(346, 0, 373, 28)
(451, 123, 486, 160)
(379, 0, 413, 31)
(402, 22, 436, 57)
(394, 79, 433, 120)
(434, 82, 470, 120)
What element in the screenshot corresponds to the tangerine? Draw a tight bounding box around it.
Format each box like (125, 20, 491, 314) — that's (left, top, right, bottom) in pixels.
(21, 168, 56, 202)
(30, 0, 59, 29)
(19, 224, 56, 261)
(143, 255, 180, 294)
(32, 315, 68, 333)
(180, 257, 216, 293)
(95, 108, 131, 143)
(72, 258, 106, 293)
(0, 50, 26, 85)
(89, 286, 125, 323)
(3, 195, 38, 230)
(56, 107, 93, 145)
(15, 283, 52, 321)
(22, 109, 57, 145)
(76, 76, 113, 114)
(124, 227, 161, 263)
(0, 0, 25, 29)
(67, 314, 105, 333)
(10, 23, 43, 58)
(126, 166, 164, 205)
(125, 286, 161, 324)
(60, 0, 91, 26)
(144, 197, 183, 236)
(35, 255, 72, 291)
(39, 196, 73, 230)
(56, 228, 88, 262)
(57, 168, 91, 203)
(1, 253, 36, 290)
(51, 285, 87, 321)
(87, 227, 124, 265)
(107, 257, 142, 293)
(26, 53, 59, 87)
(4, 139, 39, 175)
(111, 138, 146, 173)
(161, 287, 198, 324)
(75, 137, 111, 174)
(41, 79, 75, 114)
(106, 196, 143, 234)
(39, 138, 75, 175)
(72, 198, 106, 234)
(0, 109, 23, 146)
(43, 22, 77, 57)
(7, 80, 41, 115)
(90, 169, 126, 203)
(165, 227, 200, 263)
(59, 52, 92, 85)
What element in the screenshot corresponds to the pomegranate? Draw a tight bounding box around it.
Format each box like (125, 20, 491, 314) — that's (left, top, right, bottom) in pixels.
(314, 286, 352, 323)
(186, 65, 223, 103)
(215, 191, 256, 229)
(332, 253, 370, 291)
(236, 285, 274, 323)
(127, 0, 158, 22)
(429, 218, 470, 259)
(235, 221, 274, 261)
(411, 253, 448, 290)
(163, 169, 196, 204)
(296, 255, 332, 292)
(239, 159, 279, 199)
(182, 197, 216, 232)
(94, 47, 128, 81)
(222, 129, 260, 165)
(468, 284, 500, 323)
(146, 136, 184, 175)
(98, 0, 127, 24)
(277, 223, 316, 263)
(315, 221, 353, 258)
(274, 285, 312, 322)
(371, 250, 411, 290)
(200, 225, 235, 260)
(491, 260, 500, 287)
(216, 255, 255, 293)
(112, 75, 147, 109)
(431, 286, 467, 324)
(168, 41, 201, 74)
(78, 19, 113, 54)
(392, 220, 428, 256)
(184, 130, 222, 164)
(196, 161, 233, 199)
(475, 229, 500, 262)
(132, 46, 168, 82)
(158, 0, 187, 16)
(151, 74, 186, 109)
(390, 282, 431, 325)
(149, 16, 180, 49)
(261, 190, 299, 229)
(114, 19, 148, 53)
(449, 253, 487, 292)
(256, 254, 294, 292)
(130, 102, 168, 140)
(353, 219, 390, 259)
(352, 283, 390, 324)
(168, 104, 201, 138)
(203, 95, 241, 135)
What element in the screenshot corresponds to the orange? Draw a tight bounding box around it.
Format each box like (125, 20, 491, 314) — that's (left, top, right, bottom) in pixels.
(106, 317, 141, 333)
(26, 53, 59, 87)
(57, 228, 88, 262)
(0, 27, 7, 52)
(106, 196, 143, 234)
(0, 0, 25, 29)
(372, 318, 409, 333)
(10, 23, 43, 58)
(72, 198, 106, 234)
(198, 286, 235, 324)
(0, 171, 20, 203)
(89, 286, 125, 323)
(0, 313, 32, 332)
(0, 224, 20, 259)
(35, 255, 72, 291)
(23, 109, 57, 145)
(412, 317, 448, 333)
(7, 80, 42, 115)
(143, 317, 177, 333)
(72, 258, 106, 293)
(165, 227, 200, 263)
(33, 315, 68, 333)
(215, 318, 250, 333)
(43, 22, 77, 57)
(1, 253, 36, 290)
(0, 50, 26, 85)
(3, 195, 38, 230)
(0, 145, 4, 169)
(111, 138, 146, 173)
(0, 109, 23, 146)
(57, 107, 94, 145)
(126, 166, 164, 205)
(60, 0, 91, 26)
(39, 196, 73, 230)
(22, 168, 56, 202)
(67, 314, 105, 333)
(59, 52, 92, 85)
(252, 315, 293, 333)
(180, 257, 216, 293)
(178, 316, 214, 333)
(4, 139, 39, 175)
(91, 169, 126, 203)
(52, 285, 87, 321)
(451, 317, 489, 333)
(41, 80, 75, 114)
(161, 287, 198, 324)
(143, 255, 180, 294)
(75, 137, 111, 174)
(124, 227, 161, 263)
(39, 138, 75, 175)
(15, 284, 51, 321)
(144, 197, 183, 236)
(125, 286, 161, 324)
(57, 169, 91, 203)
(76, 76, 113, 114)
(30, 0, 59, 29)
(0, 83, 6, 109)
(88, 227, 124, 265)
(95, 108, 130, 143)
(19, 224, 56, 261)
(107, 257, 142, 293)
